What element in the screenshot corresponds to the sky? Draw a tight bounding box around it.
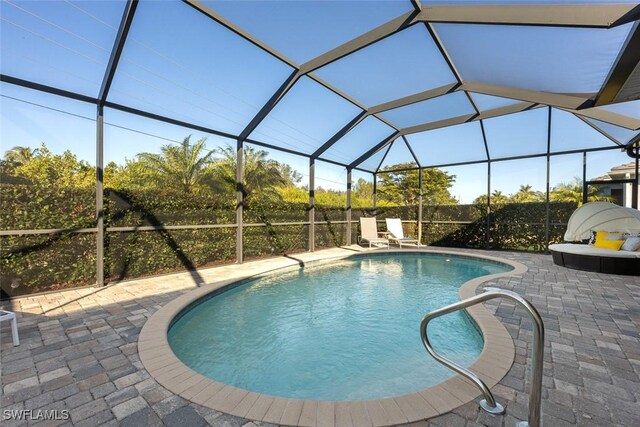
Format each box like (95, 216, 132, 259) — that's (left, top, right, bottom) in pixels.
(1, 0, 639, 203)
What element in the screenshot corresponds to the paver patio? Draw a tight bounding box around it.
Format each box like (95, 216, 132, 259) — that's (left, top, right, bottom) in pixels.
(1, 247, 639, 427)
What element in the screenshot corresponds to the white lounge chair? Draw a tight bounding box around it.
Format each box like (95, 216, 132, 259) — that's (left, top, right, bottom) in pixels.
(0, 310, 19, 346)
(359, 217, 389, 248)
(385, 218, 420, 248)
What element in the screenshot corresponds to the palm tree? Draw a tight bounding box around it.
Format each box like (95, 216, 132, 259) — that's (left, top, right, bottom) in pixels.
(550, 177, 609, 204)
(4, 146, 39, 165)
(491, 190, 510, 204)
(136, 136, 215, 194)
(209, 145, 287, 204)
(511, 184, 543, 203)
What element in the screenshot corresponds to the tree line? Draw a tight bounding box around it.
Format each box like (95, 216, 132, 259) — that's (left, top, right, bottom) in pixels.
(1, 136, 607, 208)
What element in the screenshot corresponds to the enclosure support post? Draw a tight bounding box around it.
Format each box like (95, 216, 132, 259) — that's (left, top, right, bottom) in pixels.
(96, 106, 104, 287)
(346, 169, 352, 246)
(236, 139, 244, 264)
(309, 159, 315, 252)
(633, 153, 638, 209)
(545, 107, 551, 253)
(486, 161, 491, 249)
(418, 168, 423, 245)
(94, 0, 138, 286)
(582, 152, 588, 205)
(372, 173, 377, 210)
(480, 120, 491, 250)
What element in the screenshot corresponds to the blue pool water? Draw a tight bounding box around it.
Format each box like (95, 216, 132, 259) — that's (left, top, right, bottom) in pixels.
(168, 253, 511, 400)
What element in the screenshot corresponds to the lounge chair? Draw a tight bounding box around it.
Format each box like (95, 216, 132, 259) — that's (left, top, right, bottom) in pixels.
(359, 217, 389, 248)
(385, 218, 420, 248)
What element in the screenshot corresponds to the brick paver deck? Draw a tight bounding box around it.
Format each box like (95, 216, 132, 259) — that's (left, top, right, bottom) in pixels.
(1, 247, 639, 426)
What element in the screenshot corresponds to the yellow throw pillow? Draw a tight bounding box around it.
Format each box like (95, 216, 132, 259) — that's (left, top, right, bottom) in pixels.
(593, 238, 624, 251)
(594, 230, 623, 246)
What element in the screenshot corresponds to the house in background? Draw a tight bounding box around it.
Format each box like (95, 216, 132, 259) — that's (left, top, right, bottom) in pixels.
(591, 161, 640, 208)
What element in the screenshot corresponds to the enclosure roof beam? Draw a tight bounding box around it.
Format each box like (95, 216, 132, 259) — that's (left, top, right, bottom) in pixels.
(349, 132, 400, 170)
(307, 74, 401, 132)
(98, 0, 138, 105)
(369, 85, 458, 114)
(377, 144, 624, 173)
(564, 107, 640, 131)
(303, 75, 401, 163)
(184, 0, 402, 136)
(419, 4, 640, 28)
(311, 111, 368, 159)
(375, 143, 394, 173)
(0, 73, 370, 173)
(399, 101, 535, 135)
(237, 70, 301, 142)
(594, 22, 640, 106)
(402, 135, 421, 168)
(475, 101, 539, 121)
(299, 11, 420, 74)
(460, 82, 594, 110)
(401, 114, 476, 135)
(182, 0, 298, 68)
(573, 114, 624, 146)
(1, 74, 98, 105)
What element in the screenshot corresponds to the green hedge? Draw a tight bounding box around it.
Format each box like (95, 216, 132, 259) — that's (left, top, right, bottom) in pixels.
(105, 228, 236, 283)
(1, 183, 579, 297)
(106, 189, 236, 226)
(422, 202, 577, 251)
(1, 233, 96, 298)
(1, 184, 95, 230)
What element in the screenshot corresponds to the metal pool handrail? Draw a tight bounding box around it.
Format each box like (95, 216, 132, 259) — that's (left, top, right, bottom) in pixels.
(420, 288, 544, 427)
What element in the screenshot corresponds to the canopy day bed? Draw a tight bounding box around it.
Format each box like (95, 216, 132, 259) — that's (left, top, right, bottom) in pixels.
(549, 202, 640, 276)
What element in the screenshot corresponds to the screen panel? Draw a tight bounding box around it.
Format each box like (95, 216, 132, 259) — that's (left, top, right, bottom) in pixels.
(550, 109, 618, 152)
(203, 0, 412, 64)
(597, 100, 640, 119)
(358, 144, 391, 172)
(103, 108, 237, 227)
(484, 108, 548, 159)
(1, 0, 126, 96)
(249, 77, 363, 155)
(407, 121, 487, 166)
(1, 83, 96, 231)
(314, 25, 456, 106)
(435, 22, 632, 93)
(469, 92, 523, 112)
(379, 140, 418, 170)
(380, 92, 475, 129)
(584, 118, 640, 144)
(109, 0, 294, 136)
(320, 116, 396, 166)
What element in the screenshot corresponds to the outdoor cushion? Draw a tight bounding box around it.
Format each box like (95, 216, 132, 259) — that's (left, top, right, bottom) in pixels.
(550, 243, 640, 258)
(621, 236, 640, 252)
(593, 238, 624, 251)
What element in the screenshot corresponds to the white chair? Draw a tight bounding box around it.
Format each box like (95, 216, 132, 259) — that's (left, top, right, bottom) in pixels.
(0, 310, 20, 346)
(385, 218, 420, 248)
(359, 217, 389, 248)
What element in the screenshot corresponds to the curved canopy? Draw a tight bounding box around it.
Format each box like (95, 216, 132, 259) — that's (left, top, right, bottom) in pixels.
(564, 202, 640, 241)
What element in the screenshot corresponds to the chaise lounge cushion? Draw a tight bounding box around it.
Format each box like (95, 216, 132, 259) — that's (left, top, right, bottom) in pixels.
(549, 243, 640, 258)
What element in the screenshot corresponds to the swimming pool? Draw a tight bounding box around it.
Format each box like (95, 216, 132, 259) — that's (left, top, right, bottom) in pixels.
(168, 253, 512, 401)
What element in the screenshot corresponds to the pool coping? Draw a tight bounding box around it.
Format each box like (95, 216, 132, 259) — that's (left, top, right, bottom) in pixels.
(138, 247, 527, 427)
